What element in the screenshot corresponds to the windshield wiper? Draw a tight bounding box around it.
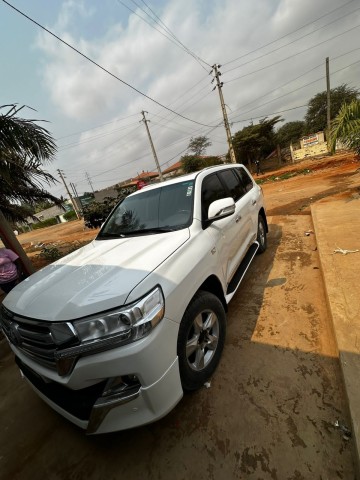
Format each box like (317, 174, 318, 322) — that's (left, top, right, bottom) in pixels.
(123, 227, 177, 235)
(97, 232, 127, 239)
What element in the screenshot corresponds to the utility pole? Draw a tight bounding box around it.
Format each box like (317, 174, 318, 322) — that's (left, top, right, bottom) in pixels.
(326, 57, 331, 145)
(211, 64, 237, 163)
(57, 169, 81, 219)
(140, 111, 164, 181)
(85, 171, 95, 194)
(0, 209, 35, 276)
(70, 182, 83, 211)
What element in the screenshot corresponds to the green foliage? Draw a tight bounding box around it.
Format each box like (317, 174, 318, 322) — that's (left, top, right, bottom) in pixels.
(32, 218, 58, 229)
(330, 99, 360, 155)
(0, 104, 59, 222)
(63, 210, 77, 221)
(187, 136, 211, 156)
(203, 156, 222, 168)
(181, 155, 204, 173)
(304, 84, 359, 134)
(39, 245, 62, 261)
(83, 187, 136, 229)
(33, 200, 54, 213)
(232, 116, 282, 167)
(276, 121, 305, 147)
(180, 155, 222, 174)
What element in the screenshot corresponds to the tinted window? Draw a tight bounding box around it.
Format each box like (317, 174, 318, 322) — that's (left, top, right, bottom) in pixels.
(218, 169, 246, 202)
(236, 167, 254, 192)
(201, 174, 228, 220)
(99, 181, 194, 236)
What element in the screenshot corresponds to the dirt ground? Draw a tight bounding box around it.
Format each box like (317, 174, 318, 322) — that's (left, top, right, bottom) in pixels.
(1, 151, 359, 479)
(12, 151, 360, 271)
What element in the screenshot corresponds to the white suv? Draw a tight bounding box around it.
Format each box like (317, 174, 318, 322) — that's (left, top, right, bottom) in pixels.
(1, 164, 267, 434)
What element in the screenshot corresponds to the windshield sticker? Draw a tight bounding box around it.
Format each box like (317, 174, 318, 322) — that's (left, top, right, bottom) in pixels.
(186, 186, 193, 196)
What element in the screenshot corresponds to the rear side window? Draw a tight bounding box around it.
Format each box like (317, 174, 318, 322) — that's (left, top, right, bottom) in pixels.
(201, 174, 228, 220)
(218, 169, 246, 202)
(236, 167, 254, 192)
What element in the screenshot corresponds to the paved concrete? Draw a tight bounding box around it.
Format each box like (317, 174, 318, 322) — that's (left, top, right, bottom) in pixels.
(312, 197, 360, 477)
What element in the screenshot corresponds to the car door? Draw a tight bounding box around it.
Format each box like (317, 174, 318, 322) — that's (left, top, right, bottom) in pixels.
(217, 169, 251, 281)
(235, 166, 259, 236)
(201, 172, 235, 284)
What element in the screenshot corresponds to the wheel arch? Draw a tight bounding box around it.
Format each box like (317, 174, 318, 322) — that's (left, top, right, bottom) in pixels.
(259, 207, 268, 233)
(196, 275, 227, 312)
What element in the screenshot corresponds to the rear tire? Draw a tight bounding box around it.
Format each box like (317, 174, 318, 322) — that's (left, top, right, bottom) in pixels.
(256, 215, 267, 254)
(177, 291, 226, 391)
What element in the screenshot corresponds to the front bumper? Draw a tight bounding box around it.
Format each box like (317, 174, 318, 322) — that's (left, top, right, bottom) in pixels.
(11, 317, 183, 434)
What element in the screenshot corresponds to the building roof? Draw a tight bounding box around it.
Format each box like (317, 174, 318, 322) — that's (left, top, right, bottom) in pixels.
(162, 161, 183, 174)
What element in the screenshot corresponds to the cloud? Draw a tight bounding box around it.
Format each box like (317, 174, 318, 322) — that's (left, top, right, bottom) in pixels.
(32, 0, 360, 193)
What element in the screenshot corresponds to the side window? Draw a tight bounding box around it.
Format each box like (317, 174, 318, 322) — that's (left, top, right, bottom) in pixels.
(218, 169, 246, 202)
(236, 167, 254, 193)
(201, 174, 228, 220)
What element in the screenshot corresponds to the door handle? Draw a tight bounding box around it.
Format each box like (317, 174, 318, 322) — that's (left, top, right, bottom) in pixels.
(252, 199, 257, 206)
(235, 215, 241, 223)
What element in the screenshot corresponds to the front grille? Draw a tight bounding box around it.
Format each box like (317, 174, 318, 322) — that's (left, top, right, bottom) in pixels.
(0, 305, 79, 370)
(15, 356, 106, 421)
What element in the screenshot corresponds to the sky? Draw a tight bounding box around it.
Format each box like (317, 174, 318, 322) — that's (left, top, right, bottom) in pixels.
(1, 0, 360, 199)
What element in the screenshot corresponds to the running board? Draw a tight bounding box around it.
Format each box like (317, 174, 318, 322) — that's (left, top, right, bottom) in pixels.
(225, 242, 259, 303)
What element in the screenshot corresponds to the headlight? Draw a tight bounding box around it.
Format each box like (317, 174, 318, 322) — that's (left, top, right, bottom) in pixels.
(74, 286, 164, 345)
(54, 287, 165, 376)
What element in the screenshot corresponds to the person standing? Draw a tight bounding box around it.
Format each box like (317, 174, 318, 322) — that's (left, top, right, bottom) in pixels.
(0, 248, 21, 293)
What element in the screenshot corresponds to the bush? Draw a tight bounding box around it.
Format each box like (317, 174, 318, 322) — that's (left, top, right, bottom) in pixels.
(63, 210, 77, 221)
(32, 218, 58, 230)
(83, 187, 135, 229)
(39, 245, 62, 261)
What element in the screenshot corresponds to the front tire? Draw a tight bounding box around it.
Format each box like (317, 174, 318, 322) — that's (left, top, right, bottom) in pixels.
(256, 215, 267, 254)
(177, 291, 226, 391)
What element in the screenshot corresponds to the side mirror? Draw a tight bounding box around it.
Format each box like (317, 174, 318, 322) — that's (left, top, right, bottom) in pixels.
(207, 197, 235, 223)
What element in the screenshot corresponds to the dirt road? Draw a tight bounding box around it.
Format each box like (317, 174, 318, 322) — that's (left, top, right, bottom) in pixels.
(0, 153, 359, 478)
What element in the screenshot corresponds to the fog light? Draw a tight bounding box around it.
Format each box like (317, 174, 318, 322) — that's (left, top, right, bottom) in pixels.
(102, 375, 141, 398)
(87, 375, 141, 434)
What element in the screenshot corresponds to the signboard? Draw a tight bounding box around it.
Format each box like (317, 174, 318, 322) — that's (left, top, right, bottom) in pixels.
(302, 134, 319, 147)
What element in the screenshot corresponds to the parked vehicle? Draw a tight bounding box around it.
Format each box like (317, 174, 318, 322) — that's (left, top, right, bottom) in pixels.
(0, 164, 267, 434)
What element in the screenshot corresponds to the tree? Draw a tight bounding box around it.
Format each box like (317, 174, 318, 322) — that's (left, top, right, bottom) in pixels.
(181, 154, 222, 174)
(187, 136, 211, 156)
(0, 104, 59, 222)
(181, 155, 204, 173)
(276, 121, 305, 147)
(330, 99, 360, 156)
(304, 84, 359, 134)
(83, 187, 136, 228)
(232, 116, 282, 169)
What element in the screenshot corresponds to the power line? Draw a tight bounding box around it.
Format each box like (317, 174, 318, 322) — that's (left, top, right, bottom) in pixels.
(58, 122, 140, 151)
(2, 0, 217, 128)
(229, 58, 360, 120)
(223, 0, 355, 66)
(231, 104, 308, 124)
(225, 23, 360, 83)
(223, 6, 360, 75)
(226, 49, 360, 123)
(56, 113, 140, 140)
(122, 0, 210, 70)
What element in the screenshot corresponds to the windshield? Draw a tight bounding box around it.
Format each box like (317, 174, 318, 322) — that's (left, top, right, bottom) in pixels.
(98, 180, 194, 237)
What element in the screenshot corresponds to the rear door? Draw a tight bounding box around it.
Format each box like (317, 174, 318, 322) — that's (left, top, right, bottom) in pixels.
(217, 169, 252, 280)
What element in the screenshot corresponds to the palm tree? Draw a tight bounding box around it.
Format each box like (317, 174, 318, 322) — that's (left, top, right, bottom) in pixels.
(330, 99, 360, 156)
(0, 104, 59, 222)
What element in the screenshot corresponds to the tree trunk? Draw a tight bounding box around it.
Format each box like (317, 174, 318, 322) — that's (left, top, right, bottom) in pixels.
(0, 210, 35, 277)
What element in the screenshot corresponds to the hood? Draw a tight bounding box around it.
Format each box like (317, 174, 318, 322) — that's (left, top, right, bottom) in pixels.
(4, 230, 189, 321)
